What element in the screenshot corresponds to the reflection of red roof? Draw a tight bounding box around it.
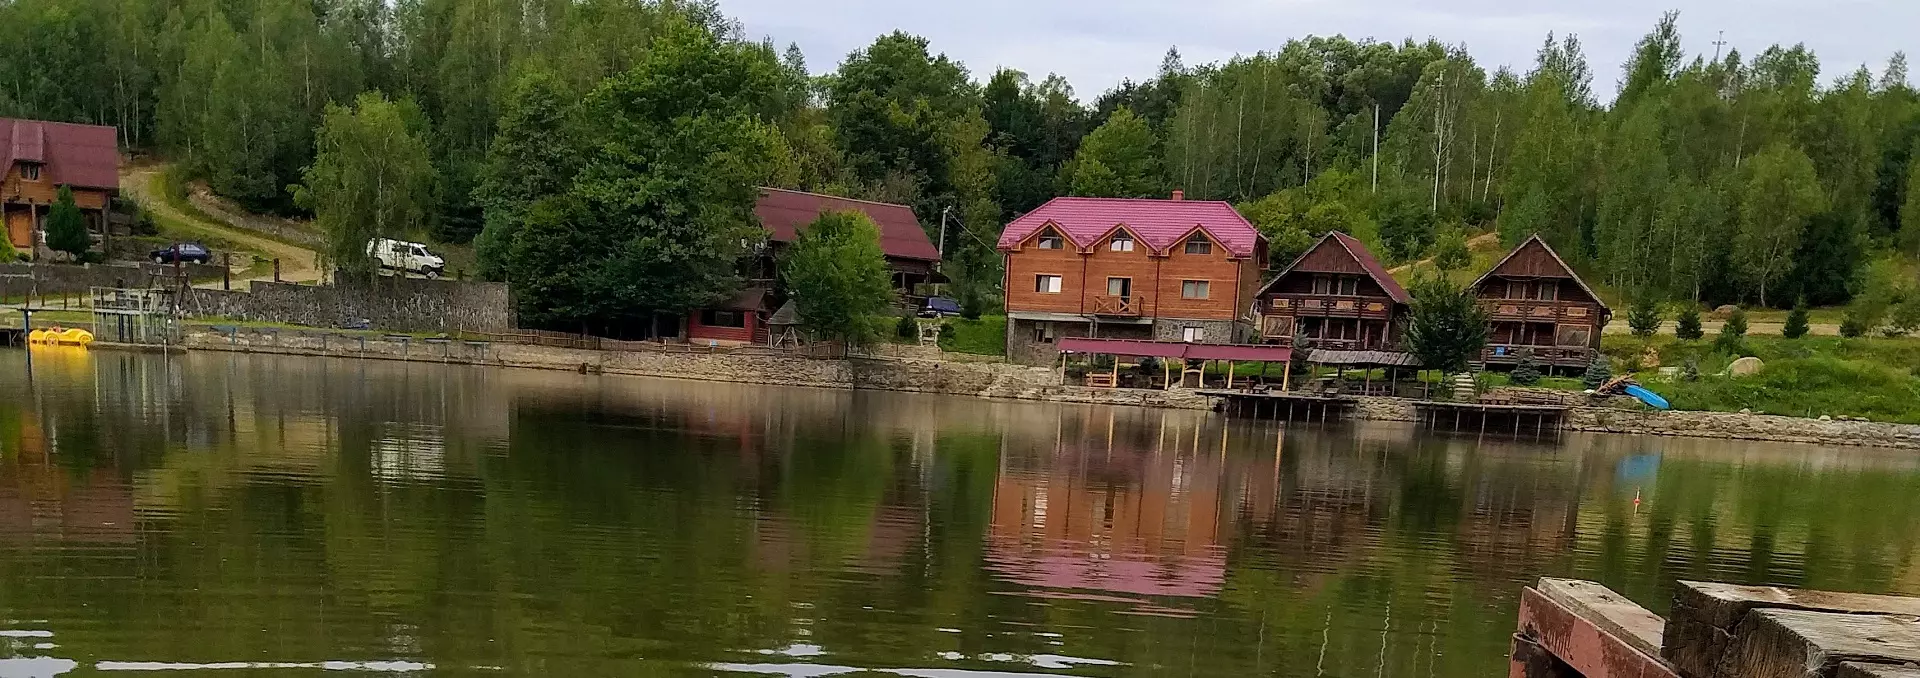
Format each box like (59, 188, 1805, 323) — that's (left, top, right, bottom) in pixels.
(997, 197, 1262, 258)
(0, 118, 120, 191)
(984, 542, 1227, 599)
(756, 188, 940, 262)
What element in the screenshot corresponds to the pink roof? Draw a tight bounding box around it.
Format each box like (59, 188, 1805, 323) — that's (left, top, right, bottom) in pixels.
(756, 188, 940, 262)
(997, 197, 1262, 258)
(0, 118, 119, 191)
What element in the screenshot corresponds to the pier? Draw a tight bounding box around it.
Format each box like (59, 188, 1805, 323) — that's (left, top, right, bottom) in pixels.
(1514, 578, 1920, 678)
(1199, 389, 1356, 422)
(1415, 400, 1568, 437)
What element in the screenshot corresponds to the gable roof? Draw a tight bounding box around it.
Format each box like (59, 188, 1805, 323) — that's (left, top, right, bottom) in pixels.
(1260, 231, 1410, 304)
(0, 118, 119, 191)
(996, 197, 1262, 258)
(1472, 234, 1610, 311)
(756, 188, 940, 262)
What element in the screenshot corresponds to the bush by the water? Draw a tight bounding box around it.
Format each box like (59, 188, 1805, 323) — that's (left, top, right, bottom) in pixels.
(1582, 354, 1612, 390)
(1510, 349, 1542, 386)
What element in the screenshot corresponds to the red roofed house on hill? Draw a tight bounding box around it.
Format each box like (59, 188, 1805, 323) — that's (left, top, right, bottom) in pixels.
(686, 188, 940, 345)
(1255, 232, 1411, 351)
(997, 192, 1268, 365)
(2, 118, 120, 258)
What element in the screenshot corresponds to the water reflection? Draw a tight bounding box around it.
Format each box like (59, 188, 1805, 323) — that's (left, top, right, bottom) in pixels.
(3, 349, 1920, 677)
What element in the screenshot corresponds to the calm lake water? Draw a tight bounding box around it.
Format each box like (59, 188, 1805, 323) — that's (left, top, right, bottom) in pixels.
(4, 349, 1920, 677)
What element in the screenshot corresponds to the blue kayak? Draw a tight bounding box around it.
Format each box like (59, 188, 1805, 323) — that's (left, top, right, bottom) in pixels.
(1623, 384, 1671, 410)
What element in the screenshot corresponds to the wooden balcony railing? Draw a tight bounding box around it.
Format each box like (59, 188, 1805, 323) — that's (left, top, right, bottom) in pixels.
(1479, 300, 1596, 322)
(1267, 295, 1392, 318)
(1092, 295, 1139, 316)
(1482, 344, 1592, 365)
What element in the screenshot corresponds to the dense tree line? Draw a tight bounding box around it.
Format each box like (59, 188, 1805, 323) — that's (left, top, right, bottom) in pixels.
(5, 2, 1918, 329)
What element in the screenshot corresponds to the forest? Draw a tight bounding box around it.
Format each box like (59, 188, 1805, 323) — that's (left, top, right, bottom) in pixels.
(4, 0, 1918, 330)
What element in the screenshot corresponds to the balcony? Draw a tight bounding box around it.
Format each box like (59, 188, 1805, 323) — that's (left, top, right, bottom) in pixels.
(1482, 344, 1592, 367)
(1268, 295, 1392, 319)
(1481, 300, 1595, 322)
(1091, 295, 1140, 316)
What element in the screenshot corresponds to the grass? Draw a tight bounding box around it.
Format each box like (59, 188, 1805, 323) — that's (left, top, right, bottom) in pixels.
(1601, 334, 1920, 423)
(938, 315, 1006, 356)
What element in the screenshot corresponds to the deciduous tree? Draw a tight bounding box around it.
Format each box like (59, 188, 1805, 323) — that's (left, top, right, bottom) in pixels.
(294, 92, 437, 282)
(782, 210, 895, 346)
(1402, 275, 1490, 375)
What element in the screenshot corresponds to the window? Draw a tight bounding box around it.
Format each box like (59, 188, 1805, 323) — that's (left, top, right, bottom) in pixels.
(700, 310, 747, 328)
(1557, 325, 1592, 348)
(1337, 277, 1359, 296)
(1312, 275, 1332, 295)
(1182, 326, 1205, 343)
(1032, 322, 1056, 344)
(1506, 280, 1528, 300)
(1183, 234, 1213, 255)
(1035, 274, 1063, 294)
(1110, 233, 1134, 252)
(19, 163, 40, 181)
(1106, 277, 1131, 297)
(1534, 282, 1559, 301)
(1036, 231, 1064, 250)
(1181, 280, 1210, 299)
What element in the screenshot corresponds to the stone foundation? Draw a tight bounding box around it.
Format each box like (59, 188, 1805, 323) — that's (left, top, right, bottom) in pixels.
(179, 277, 513, 333)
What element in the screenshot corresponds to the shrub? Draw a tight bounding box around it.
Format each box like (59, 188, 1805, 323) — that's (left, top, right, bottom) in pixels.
(1674, 306, 1704, 340)
(896, 315, 917, 340)
(1681, 357, 1700, 382)
(0, 243, 16, 263)
(1509, 348, 1542, 386)
(1627, 297, 1661, 337)
(1714, 307, 1748, 354)
(1582, 353, 1613, 390)
(1840, 309, 1870, 338)
(1782, 298, 1810, 339)
(46, 186, 92, 260)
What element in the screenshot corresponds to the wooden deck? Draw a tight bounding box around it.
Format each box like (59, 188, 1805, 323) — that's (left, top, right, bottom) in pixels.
(1198, 389, 1357, 423)
(1414, 400, 1567, 437)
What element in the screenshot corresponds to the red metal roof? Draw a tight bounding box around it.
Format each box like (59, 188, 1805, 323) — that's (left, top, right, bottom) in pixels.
(997, 196, 1263, 258)
(0, 118, 119, 191)
(1059, 337, 1290, 362)
(755, 188, 940, 262)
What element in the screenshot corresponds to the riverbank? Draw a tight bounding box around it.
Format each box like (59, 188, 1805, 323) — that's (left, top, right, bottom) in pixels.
(82, 327, 1920, 450)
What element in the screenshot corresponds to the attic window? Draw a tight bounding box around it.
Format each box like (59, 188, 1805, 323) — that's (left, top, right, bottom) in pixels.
(1183, 234, 1212, 255)
(1110, 233, 1134, 252)
(19, 163, 40, 181)
(1036, 231, 1064, 250)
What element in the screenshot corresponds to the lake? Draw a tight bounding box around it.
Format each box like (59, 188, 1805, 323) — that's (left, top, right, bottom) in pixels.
(3, 349, 1919, 677)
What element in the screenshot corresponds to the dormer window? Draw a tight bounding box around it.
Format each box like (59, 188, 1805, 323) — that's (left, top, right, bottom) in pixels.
(1183, 233, 1212, 255)
(1036, 231, 1064, 250)
(1110, 233, 1134, 252)
(19, 163, 40, 181)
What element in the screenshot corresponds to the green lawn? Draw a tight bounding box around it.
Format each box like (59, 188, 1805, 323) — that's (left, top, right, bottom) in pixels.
(1603, 334, 1920, 423)
(938, 315, 1006, 356)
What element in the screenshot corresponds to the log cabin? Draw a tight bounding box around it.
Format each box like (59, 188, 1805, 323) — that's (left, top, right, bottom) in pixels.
(2, 118, 119, 258)
(1471, 235, 1612, 371)
(685, 188, 940, 345)
(1255, 232, 1410, 351)
(997, 192, 1268, 365)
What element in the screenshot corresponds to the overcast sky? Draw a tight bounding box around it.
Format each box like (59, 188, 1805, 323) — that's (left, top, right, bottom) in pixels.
(723, 0, 1917, 103)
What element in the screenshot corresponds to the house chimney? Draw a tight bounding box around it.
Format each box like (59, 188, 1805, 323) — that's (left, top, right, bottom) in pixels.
(1170, 190, 1184, 201)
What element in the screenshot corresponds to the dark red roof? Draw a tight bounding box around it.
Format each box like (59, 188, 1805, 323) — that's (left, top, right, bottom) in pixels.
(0, 118, 119, 191)
(755, 188, 940, 262)
(997, 196, 1263, 258)
(1328, 232, 1410, 304)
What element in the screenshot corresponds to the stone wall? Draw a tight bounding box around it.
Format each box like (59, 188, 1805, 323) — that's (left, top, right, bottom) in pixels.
(180, 277, 513, 333)
(1151, 318, 1250, 344)
(1565, 407, 1920, 449)
(0, 261, 224, 299)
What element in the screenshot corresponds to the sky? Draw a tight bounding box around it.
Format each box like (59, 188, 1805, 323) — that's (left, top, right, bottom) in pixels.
(722, 0, 1919, 104)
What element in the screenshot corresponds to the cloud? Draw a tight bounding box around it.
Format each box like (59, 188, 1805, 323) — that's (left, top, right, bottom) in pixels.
(729, 0, 1917, 102)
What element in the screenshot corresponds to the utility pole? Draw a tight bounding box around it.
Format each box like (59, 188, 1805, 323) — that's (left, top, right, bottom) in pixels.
(938, 206, 952, 259)
(1711, 31, 1727, 62)
(1371, 104, 1381, 194)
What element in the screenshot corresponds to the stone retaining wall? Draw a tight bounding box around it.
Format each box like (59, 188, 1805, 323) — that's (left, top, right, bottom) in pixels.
(180, 277, 513, 333)
(0, 261, 224, 299)
(1565, 407, 1920, 449)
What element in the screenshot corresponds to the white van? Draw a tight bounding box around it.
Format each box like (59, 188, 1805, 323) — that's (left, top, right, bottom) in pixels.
(367, 238, 446, 278)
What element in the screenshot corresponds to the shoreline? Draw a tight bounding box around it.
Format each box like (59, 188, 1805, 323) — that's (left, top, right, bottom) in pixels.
(75, 328, 1920, 450)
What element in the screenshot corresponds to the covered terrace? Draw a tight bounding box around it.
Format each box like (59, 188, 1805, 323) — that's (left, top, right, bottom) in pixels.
(1057, 338, 1294, 390)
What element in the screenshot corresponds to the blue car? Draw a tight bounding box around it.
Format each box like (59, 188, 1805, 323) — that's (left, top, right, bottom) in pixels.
(150, 242, 212, 265)
(919, 296, 962, 317)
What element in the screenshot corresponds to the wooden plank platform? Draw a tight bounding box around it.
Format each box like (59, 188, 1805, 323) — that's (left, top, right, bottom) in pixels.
(1414, 400, 1570, 413)
(1195, 389, 1356, 403)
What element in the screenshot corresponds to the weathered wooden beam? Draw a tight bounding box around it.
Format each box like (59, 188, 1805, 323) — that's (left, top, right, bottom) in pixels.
(1540, 578, 1668, 661)
(1717, 609, 1920, 678)
(1666, 582, 1920, 678)
(1518, 584, 1680, 678)
(1837, 662, 1920, 678)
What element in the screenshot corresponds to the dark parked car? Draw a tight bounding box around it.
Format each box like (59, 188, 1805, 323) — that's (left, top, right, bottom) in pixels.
(918, 296, 962, 317)
(150, 243, 212, 265)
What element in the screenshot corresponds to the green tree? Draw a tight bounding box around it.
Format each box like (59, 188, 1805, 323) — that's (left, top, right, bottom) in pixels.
(1064, 106, 1159, 198)
(1783, 298, 1811, 338)
(475, 68, 576, 280)
(509, 20, 782, 329)
(44, 186, 91, 260)
(1734, 143, 1826, 307)
(826, 31, 976, 210)
(1509, 348, 1542, 386)
(1402, 275, 1490, 375)
(782, 211, 895, 346)
(295, 92, 438, 282)
(1432, 226, 1471, 271)
(1627, 296, 1662, 337)
(1715, 306, 1750, 353)
(1582, 354, 1613, 390)
(1904, 137, 1920, 257)
(1674, 304, 1705, 340)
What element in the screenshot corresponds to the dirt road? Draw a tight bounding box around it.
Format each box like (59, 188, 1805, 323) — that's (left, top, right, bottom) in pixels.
(120, 164, 324, 285)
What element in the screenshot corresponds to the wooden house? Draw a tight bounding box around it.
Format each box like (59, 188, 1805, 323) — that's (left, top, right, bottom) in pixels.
(997, 192, 1267, 365)
(2, 118, 119, 258)
(1256, 232, 1410, 351)
(1471, 235, 1612, 370)
(686, 188, 939, 345)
